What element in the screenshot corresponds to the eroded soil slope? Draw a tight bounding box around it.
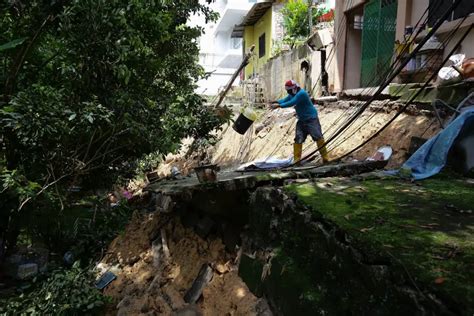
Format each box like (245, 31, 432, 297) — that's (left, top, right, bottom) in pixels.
(101, 212, 268, 315)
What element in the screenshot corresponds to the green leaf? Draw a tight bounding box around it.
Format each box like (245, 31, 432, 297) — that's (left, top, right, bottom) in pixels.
(0, 37, 28, 52)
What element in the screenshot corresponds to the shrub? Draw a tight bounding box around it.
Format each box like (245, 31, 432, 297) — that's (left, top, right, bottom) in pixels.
(0, 263, 108, 316)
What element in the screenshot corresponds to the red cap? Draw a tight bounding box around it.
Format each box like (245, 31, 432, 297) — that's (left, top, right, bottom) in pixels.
(285, 80, 298, 90)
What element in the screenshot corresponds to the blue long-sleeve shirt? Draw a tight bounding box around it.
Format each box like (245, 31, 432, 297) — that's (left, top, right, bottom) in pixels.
(277, 88, 317, 121)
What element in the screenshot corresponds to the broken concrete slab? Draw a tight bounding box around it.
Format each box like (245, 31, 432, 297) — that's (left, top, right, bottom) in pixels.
(147, 160, 387, 195)
(154, 193, 175, 213)
(184, 263, 214, 304)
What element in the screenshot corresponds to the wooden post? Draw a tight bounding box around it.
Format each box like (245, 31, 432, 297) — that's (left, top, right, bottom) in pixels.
(214, 45, 255, 109)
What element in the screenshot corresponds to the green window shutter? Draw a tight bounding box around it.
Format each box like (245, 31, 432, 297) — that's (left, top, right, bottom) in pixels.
(360, 0, 397, 88)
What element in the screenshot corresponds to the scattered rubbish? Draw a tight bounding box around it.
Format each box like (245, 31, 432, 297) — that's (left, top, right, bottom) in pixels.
(63, 251, 75, 266)
(95, 262, 121, 276)
(17, 263, 38, 280)
(366, 146, 393, 162)
(213, 262, 231, 275)
(95, 271, 117, 290)
(146, 171, 160, 183)
(438, 54, 465, 85)
(4, 247, 49, 279)
(68, 185, 82, 192)
(359, 227, 375, 233)
(171, 166, 181, 178)
(194, 164, 218, 183)
(233, 107, 257, 135)
(237, 156, 293, 171)
(184, 263, 214, 304)
(108, 192, 119, 207)
(462, 57, 474, 80)
(161, 229, 171, 262)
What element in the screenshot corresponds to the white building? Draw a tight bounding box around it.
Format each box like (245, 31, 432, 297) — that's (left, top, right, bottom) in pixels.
(189, 0, 256, 95)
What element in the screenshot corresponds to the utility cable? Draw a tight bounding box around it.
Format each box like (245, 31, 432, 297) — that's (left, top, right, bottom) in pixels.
(318, 3, 434, 140)
(316, 17, 472, 163)
(264, 0, 438, 165)
(334, 23, 473, 162)
(324, 14, 469, 158)
(290, 0, 464, 167)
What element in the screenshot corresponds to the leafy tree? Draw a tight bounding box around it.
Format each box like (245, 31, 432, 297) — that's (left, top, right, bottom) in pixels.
(281, 0, 325, 47)
(0, 0, 221, 256)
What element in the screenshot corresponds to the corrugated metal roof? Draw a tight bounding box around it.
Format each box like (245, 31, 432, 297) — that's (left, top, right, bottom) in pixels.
(231, 1, 274, 38)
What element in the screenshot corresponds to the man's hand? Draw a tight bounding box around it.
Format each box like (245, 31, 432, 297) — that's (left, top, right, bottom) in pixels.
(268, 101, 280, 110)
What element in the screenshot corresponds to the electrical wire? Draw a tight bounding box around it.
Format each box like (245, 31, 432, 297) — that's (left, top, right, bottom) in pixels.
(309, 13, 472, 164)
(260, 0, 442, 166)
(335, 22, 473, 162)
(291, 0, 464, 167)
(324, 14, 470, 158)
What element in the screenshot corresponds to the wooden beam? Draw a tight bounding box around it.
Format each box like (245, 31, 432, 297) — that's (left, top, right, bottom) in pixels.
(213, 45, 255, 109)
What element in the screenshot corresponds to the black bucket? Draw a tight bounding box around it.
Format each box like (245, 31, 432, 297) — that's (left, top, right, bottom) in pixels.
(232, 113, 254, 135)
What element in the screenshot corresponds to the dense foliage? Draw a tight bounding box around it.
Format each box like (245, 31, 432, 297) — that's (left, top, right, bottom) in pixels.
(0, 1, 221, 256)
(0, 262, 107, 315)
(281, 0, 325, 47)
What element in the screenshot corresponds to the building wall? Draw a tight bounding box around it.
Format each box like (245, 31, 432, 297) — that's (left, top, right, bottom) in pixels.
(334, 0, 366, 92)
(402, 0, 474, 66)
(260, 43, 336, 101)
(334, 0, 474, 91)
(334, 0, 347, 92)
(243, 8, 273, 79)
(244, 25, 255, 78)
(344, 26, 362, 89)
(272, 3, 285, 48)
(189, 0, 252, 95)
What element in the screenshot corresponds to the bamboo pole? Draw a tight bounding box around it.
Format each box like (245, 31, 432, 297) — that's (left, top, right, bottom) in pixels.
(214, 45, 255, 109)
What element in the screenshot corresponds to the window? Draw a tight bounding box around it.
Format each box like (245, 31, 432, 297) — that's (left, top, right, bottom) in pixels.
(258, 33, 266, 58)
(428, 0, 474, 27)
(231, 37, 242, 49)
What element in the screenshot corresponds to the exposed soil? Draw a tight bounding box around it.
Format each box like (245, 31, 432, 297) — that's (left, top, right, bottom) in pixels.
(101, 212, 267, 315)
(156, 100, 441, 177)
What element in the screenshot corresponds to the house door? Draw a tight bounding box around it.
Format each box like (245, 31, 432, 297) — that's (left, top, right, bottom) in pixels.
(360, 0, 398, 87)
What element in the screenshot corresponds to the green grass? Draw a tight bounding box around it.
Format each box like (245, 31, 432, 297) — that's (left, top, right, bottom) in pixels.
(286, 174, 474, 308)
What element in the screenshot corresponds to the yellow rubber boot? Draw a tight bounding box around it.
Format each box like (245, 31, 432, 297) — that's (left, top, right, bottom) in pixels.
(316, 138, 330, 163)
(293, 143, 302, 163)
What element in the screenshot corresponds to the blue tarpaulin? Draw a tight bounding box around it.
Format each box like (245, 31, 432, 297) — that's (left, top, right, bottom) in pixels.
(400, 109, 474, 180)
